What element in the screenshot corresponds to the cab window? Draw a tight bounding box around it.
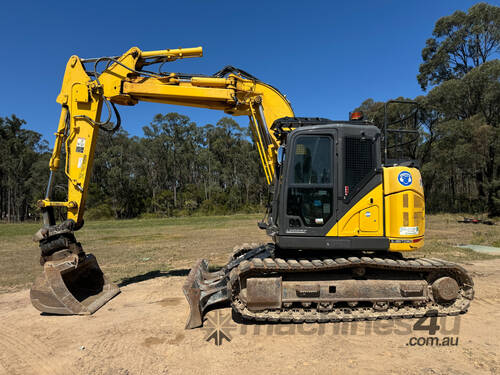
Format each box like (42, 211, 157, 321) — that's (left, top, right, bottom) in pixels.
(287, 136, 333, 227)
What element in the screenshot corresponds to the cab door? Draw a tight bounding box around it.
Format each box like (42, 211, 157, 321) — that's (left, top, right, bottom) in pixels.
(280, 130, 337, 237)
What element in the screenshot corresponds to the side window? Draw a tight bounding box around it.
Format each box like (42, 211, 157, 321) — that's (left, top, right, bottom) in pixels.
(287, 136, 333, 227)
(344, 137, 375, 198)
(293, 136, 331, 184)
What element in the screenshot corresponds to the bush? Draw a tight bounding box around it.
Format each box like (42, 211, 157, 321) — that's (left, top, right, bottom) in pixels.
(138, 212, 166, 219)
(86, 204, 114, 220)
(184, 199, 198, 214)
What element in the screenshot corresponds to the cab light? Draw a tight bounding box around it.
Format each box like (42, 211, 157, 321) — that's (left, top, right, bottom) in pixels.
(350, 111, 364, 121)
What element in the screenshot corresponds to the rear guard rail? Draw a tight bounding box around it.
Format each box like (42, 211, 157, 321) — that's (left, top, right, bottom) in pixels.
(182, 259, 230, 329)
(30, 253, 120, 314)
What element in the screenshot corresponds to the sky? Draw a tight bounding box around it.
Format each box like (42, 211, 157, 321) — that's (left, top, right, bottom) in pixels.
(1, 0, 497, 142)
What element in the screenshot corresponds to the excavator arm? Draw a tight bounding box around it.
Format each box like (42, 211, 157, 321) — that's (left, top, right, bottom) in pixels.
(30, 46, 293, 316)
(38, 46, 293, 226)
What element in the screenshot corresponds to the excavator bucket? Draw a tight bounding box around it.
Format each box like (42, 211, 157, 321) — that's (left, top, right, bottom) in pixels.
(183, 259, 230, 329)
(30, 253, 120, 315)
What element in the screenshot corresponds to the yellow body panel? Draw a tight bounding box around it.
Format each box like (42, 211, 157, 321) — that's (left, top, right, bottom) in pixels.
(383, 166, 424, 196)
(383, 166, 425, 251)
(360, 206, 379, 232)
(48, 56, 103, 222)
(326, 184, 384, 237)
(325, 167, 425, 253)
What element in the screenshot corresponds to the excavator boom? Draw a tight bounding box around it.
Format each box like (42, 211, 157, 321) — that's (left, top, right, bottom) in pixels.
(31, 46, 293, 316)
(38, 46, 292, 225)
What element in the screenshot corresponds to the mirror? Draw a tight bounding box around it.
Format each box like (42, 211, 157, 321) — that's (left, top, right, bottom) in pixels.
(277, 145, 285, 164)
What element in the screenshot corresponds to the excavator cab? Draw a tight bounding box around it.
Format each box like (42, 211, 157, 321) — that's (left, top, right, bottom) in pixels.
(273, 118, 386, 250)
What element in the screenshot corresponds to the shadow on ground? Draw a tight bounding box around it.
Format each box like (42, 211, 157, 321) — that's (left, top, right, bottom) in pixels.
(118, 269, 190, 287)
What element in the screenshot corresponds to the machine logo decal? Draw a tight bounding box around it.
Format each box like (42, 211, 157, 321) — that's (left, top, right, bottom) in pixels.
(286, 229, 307, 234)
(398, 171, 412, 186)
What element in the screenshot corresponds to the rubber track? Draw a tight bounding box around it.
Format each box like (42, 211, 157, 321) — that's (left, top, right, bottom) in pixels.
(227, 247, 475, 323)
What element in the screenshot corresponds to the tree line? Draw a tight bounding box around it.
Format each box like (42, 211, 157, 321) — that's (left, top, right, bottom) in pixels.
(355, 2, 500, 215)
(1, 2, 499, 222)
(0, 114, 267, 222)
(87, 114, 267, 219)
(0, 116, 49, 222)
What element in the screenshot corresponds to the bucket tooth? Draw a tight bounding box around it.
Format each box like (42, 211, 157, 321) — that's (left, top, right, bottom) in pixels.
(30, 253, 120, 315)
(183, 259, 229, 329)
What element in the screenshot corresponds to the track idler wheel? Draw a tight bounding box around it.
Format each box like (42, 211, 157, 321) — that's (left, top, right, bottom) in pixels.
(432, 277, 459, 303)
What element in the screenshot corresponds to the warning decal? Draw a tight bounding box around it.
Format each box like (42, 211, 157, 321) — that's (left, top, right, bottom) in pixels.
(76, 138, 86, 153)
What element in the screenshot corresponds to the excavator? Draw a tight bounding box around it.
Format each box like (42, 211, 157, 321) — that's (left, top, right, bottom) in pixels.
(30, 46, 474, 329)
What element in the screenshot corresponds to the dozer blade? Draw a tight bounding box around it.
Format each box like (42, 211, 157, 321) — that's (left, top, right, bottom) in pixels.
(183, 259, 229, 329)
(30, 253, 120, 315)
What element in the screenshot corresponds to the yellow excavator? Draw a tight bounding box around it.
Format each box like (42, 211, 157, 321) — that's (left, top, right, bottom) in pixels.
(30, 46, 474, 328)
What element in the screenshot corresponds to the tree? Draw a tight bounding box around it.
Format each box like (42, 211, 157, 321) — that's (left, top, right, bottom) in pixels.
(0, 115, 48, 222)
(354, 59, 500, 215)
(89, 129, 148, 218)
(426, 60, 500, 215)
(417, 2, 500, 90)
(0, 112, 268, 222)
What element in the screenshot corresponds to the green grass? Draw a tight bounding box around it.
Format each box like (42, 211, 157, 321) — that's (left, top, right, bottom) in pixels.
(410, 240, 499, 262)
(0, 214, 267, 292)
(0, 222, 40, 238)
(410, 214, 500, 262)
(0, 213, 498, 292)
(0, 214, 260, 239)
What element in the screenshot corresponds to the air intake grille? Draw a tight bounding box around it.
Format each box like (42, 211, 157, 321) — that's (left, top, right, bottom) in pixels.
(344, 137, 375, 197)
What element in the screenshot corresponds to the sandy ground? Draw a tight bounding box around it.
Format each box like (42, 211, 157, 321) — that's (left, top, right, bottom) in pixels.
(0, 259, 498, 375)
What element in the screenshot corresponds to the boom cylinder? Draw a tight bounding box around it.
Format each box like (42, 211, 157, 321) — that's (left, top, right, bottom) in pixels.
(141, 47, 203, 60)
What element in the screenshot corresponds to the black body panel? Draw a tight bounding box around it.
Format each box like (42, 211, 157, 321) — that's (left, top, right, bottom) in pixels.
(276, 236, 390, 251)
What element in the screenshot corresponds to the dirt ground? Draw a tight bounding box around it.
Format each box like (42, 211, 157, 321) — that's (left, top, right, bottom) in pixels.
(0, 257, 498, 375)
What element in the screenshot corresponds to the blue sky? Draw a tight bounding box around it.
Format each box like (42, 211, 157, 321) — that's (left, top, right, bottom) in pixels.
(1, 0, 496, 141)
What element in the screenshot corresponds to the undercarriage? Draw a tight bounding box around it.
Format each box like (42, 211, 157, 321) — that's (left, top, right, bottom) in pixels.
(183, 244, 474, 328)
